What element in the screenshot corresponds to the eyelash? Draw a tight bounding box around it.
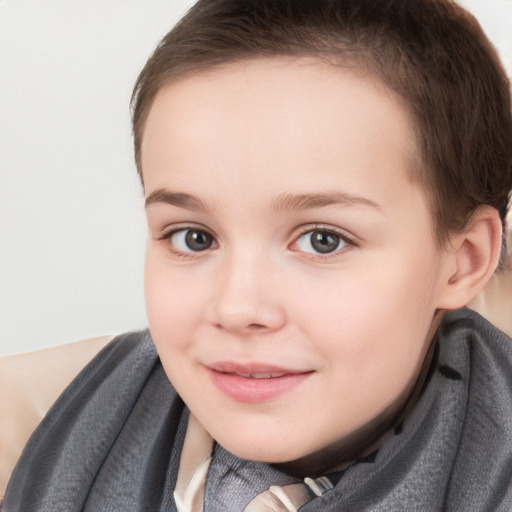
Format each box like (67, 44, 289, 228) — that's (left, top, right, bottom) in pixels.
(290, 224, 357, 259)
(157, 224, 356, 259)
(157, 225, 217, 258)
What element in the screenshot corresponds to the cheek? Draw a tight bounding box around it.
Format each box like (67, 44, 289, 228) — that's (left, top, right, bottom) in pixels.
(290, 253, 438, 381)
(144, 250, 206, 354)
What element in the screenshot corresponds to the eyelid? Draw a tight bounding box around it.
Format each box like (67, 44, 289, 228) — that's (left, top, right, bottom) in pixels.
(156, 222, 215, 240)
(293, 223, 356, 243)
(156, 224, 218, 257)
(289, 223, 357, 257)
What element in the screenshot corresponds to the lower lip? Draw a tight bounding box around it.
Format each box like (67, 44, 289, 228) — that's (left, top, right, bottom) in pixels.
(208, 369, 312, 402)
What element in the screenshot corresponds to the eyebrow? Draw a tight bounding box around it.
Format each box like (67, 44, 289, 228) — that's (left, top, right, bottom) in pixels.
(145, 189, 209, 212)
(145, 188, 381, 213)
(271, 191, 382, 211)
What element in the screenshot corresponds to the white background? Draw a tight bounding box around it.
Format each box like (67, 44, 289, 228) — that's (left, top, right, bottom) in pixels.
(1, 0, 511, 355)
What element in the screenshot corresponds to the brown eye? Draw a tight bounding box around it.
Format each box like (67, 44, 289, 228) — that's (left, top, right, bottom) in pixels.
(170, 229, 215, 252)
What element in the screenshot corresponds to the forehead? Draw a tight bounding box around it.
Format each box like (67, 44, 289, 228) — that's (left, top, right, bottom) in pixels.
(143, 58, 416, 152)
(141, 57, 420, 209)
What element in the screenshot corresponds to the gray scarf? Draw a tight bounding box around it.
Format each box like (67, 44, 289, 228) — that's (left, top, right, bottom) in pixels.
(3, 308, 512, 511)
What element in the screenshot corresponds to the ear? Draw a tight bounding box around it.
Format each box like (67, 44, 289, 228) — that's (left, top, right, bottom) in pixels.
(436, 206, 503, 310)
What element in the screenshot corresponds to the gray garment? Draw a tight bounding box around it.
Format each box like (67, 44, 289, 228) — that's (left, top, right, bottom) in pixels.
(3, 309, 512, 511)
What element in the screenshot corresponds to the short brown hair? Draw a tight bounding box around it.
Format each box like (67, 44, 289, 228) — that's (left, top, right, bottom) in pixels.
(131, 0, 512, 244)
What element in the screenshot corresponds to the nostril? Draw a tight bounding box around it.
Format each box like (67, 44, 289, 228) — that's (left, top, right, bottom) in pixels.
(214, 322, 266, 331)
(247, 323, 266, 330)
(210, 298, 286, 333)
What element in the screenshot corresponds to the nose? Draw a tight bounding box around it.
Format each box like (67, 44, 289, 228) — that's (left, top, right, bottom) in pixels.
(208, 250, 287, 335)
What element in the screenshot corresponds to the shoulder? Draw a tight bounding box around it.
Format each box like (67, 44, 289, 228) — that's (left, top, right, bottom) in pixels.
(1, 335, 116, 418)
(0, 333, 141, 501)
(442, 306, 512, 350)
(469, 264, 512, 338)
(440, 308, 512, 435)
(438, 309, 512, 509)
(1, 331, 184, 511)
(440, 307, 512, 379)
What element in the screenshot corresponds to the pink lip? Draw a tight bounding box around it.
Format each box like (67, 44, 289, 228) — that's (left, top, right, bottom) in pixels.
(207, 362, 313, 402)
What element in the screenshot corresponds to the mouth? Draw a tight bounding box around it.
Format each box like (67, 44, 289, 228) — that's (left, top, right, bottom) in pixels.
(228, 371, 289, 379)
(206, 362, 313, 402)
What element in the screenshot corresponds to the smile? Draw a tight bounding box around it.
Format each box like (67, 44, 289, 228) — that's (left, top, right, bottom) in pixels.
(229, 371, 288, 379)
(206, 362, 313, 402)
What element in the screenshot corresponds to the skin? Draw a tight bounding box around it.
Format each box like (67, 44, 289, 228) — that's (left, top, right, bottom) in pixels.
(141, 58, 459, 476)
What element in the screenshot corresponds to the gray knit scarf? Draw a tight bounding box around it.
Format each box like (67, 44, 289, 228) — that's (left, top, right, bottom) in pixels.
(3, 308, 512, 511)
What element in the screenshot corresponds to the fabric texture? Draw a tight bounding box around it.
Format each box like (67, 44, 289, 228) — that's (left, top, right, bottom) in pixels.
(0, 335, 113, 499)
(2, 308, 512, 511)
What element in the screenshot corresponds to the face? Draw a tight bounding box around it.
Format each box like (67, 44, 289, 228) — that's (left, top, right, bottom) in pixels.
(142, 58, 454, 470)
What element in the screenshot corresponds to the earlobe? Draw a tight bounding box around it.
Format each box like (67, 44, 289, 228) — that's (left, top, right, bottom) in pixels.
(437, 206, 503, 310)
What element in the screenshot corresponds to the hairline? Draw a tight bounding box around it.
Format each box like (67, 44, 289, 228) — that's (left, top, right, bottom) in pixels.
(131, 52, 478, 250)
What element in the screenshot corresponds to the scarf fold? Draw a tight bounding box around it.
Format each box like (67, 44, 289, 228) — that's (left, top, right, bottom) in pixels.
(3, 309, 512, 511)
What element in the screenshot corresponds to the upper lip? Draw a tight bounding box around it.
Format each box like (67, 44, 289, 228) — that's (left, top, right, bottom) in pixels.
(207, 361, 311, 378)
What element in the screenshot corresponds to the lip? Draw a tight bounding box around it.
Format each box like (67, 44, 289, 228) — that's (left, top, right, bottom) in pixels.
(207, 362, 313, 402)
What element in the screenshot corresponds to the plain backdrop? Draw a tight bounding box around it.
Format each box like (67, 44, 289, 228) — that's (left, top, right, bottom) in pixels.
(1, 0, 511, 355)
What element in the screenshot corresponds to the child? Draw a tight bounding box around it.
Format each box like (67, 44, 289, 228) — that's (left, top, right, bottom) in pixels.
(3, 0, 512, 510)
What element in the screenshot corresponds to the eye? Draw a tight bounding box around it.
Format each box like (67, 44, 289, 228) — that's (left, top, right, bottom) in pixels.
(167, 228, 216, 253)
(294, 229, 348, 255)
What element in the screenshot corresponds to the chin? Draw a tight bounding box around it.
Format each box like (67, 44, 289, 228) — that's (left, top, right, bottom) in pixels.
(215, 432, 309, 464)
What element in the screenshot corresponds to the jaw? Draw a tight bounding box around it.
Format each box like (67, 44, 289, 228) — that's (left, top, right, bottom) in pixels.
(274, 330, 440, 478)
